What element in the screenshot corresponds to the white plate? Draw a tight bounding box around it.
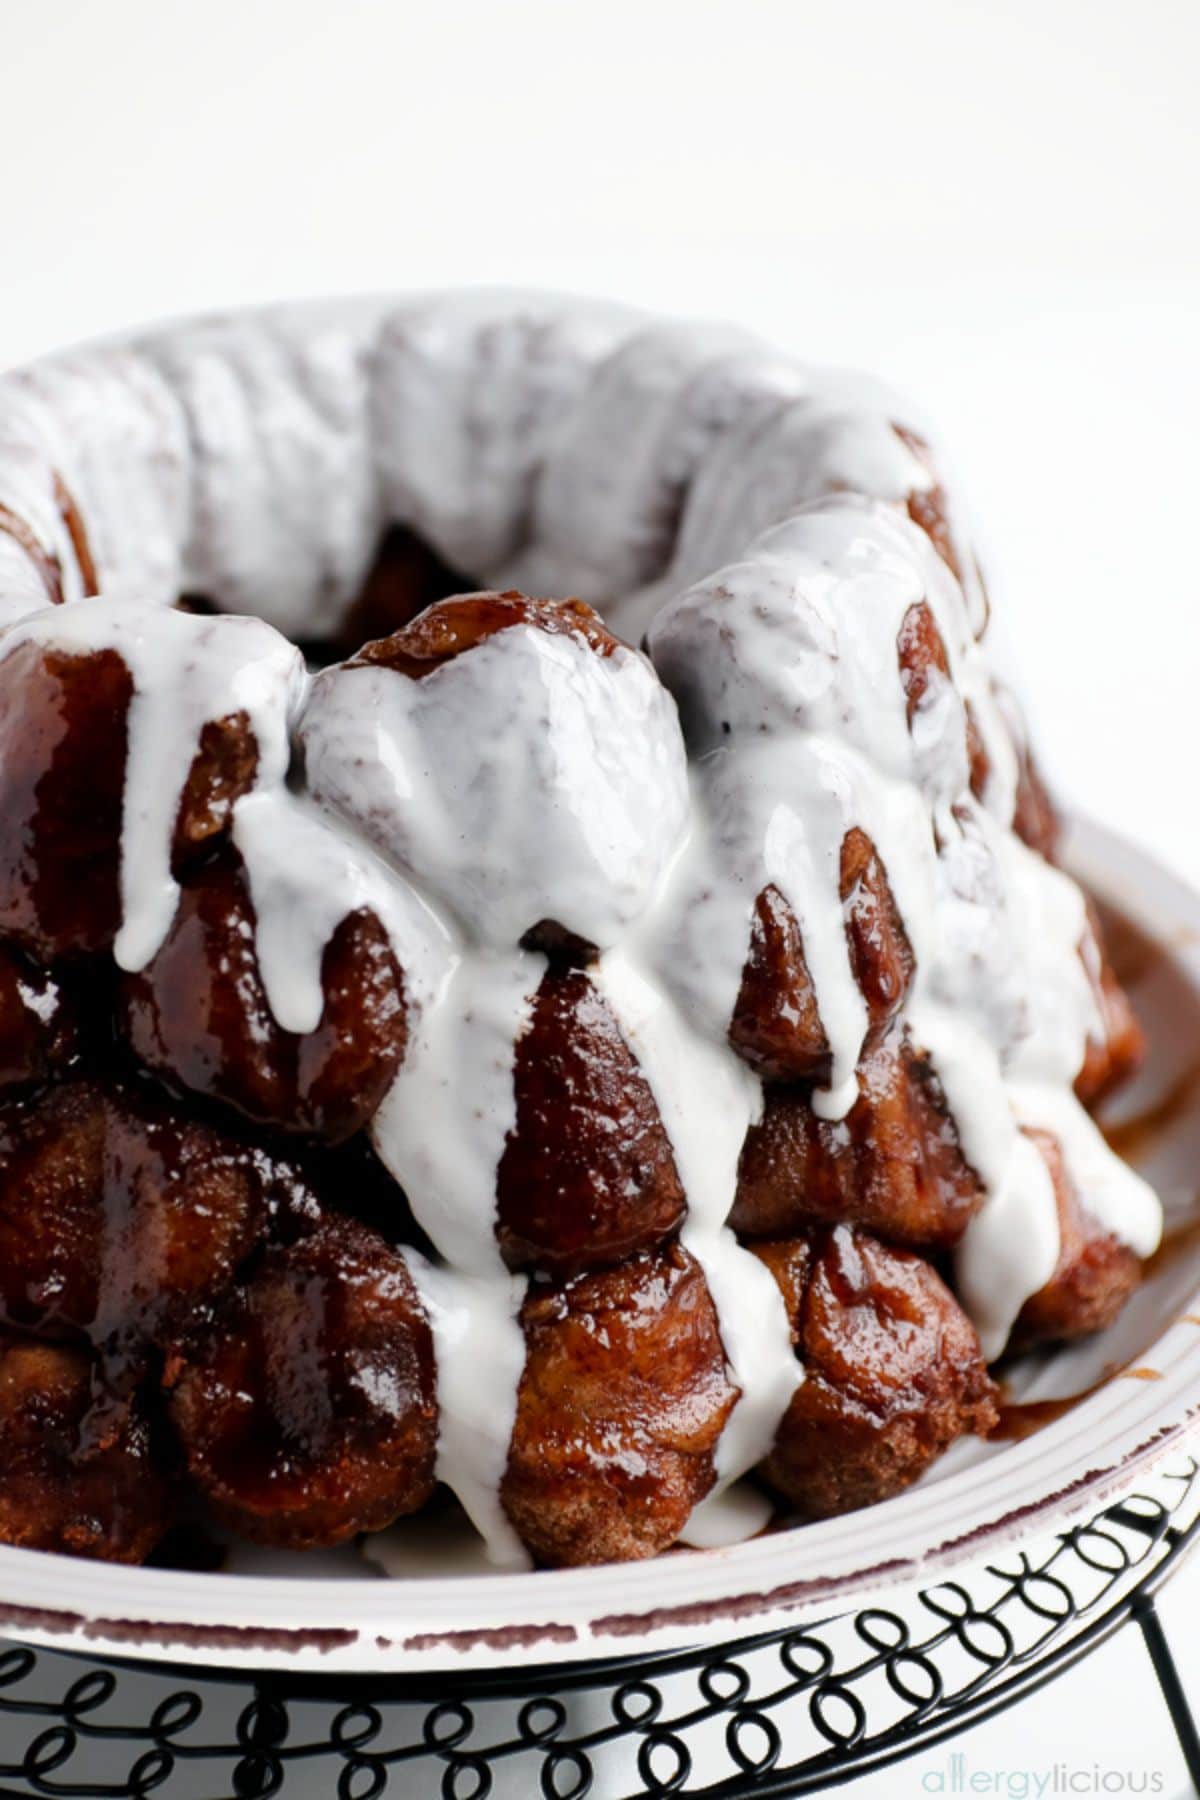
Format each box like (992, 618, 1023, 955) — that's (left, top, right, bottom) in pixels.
(1, 818, 1197, 1673)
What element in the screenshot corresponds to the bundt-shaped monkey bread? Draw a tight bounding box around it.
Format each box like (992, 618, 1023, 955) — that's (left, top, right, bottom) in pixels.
(0, 295, 1160, 1569)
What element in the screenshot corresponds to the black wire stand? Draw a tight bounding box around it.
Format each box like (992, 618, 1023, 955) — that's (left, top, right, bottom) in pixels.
(0, 1457, 1196, 1800)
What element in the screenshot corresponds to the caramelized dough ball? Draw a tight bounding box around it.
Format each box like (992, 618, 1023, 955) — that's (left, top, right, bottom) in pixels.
(733, 1030, 981, 1251)
(0, 643, 129, 956)
(173, 712, 260, 857)
(0, 1082, 103, 1338)
(0, 940, 78, 1090)
(501, 1242, 738, 1566)
(1010, 1131, 1142, 1351)
(348, 588, 622, 677)
(897, 598, 951, 724)
(0, 1335, 171, 1562)
(730, 830, 914, 1082)
(753, 1226, 997, 1518)
(895, 599, 1061, 852)
(496, 966, 685, 1274)
(0, 640, 261, 959)
(118, 856, 406, 1142)
(0, 1078, 278, 1358)
(731, 885, 829, 1081)
(165, 1214, 437, 1548)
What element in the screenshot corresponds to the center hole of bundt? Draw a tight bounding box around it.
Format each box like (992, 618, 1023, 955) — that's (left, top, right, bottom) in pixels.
(180, 523, 482, 665)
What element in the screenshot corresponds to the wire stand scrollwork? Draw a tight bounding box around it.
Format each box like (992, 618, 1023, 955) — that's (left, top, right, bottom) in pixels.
(0, 1457, 1196, 1799)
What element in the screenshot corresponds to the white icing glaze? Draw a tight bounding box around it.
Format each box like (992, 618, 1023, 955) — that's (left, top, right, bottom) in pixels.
(233, 787, 451, 1036)
(0, 443, 73, 613)
(953, 1129, 1060, 1361)
(145, 307, 386, 637)
(372, 296, 632, 578)
(300, 622, 690, 951)
(372, 949, 545, 1276)
(372, 950, 544, 1567)
(0, 349, 191, 611)
(399, 1250, 531, 1570)
(501, 322, 757, 602)
(595, 946, 801, 1500)
(0, 293, 1163, 1564)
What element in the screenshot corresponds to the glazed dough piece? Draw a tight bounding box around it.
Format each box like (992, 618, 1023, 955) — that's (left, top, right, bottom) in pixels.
(728, 830, 915, 1084)
(0, 941, 79, 1091)
(0, 1077, 292, 1360)
(0, 1334, 171, 1563)
(166, 1212, 437, 1549)
(496, 964, 686, 1275)
(752, 1226, 997, 1518)
(118, 855, 406, 1142)
(1010, 1130, 1142, 1351)
(1076, 901, 1146, 1107)
(0, 639, 136, 956)
(500, 1242, 739, 1565)
(733, 1030, 982, 1252)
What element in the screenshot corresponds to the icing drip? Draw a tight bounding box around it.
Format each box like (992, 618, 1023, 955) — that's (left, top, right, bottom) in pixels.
(0, 598, 306, 973)
(372, 951, 545, 1277)
(0, 295, 1164, 1562)
(399, 1251, 530, 1568)
(595, 945, 800, 1538)
(233, 788, 451, 1035)
(373, 951, 543, 1569)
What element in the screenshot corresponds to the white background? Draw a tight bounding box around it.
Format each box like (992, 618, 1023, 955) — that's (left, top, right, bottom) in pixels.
(1, 1, 1197, 1789)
